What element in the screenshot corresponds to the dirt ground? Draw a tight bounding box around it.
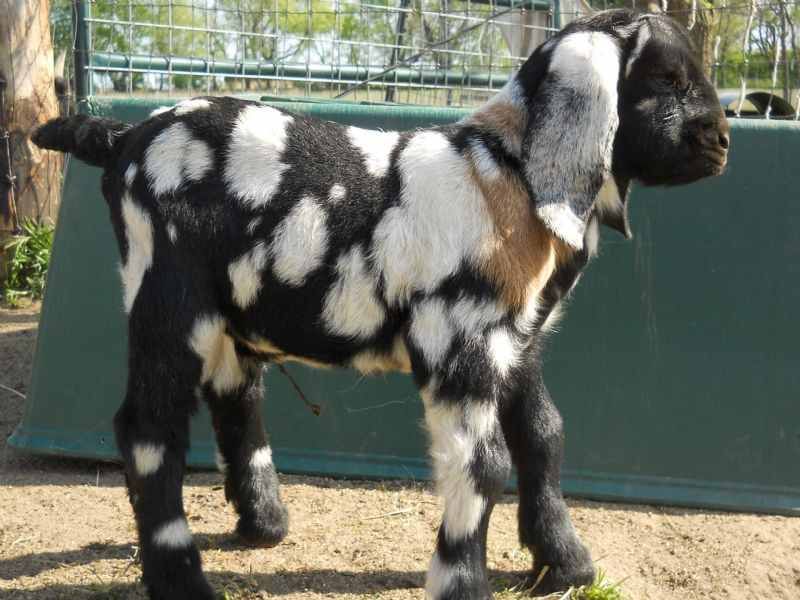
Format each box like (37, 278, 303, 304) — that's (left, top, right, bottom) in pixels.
(1, 304, 798, 600)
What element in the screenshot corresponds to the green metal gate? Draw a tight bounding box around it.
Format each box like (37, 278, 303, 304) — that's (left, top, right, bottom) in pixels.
(9, 97, 800, 515)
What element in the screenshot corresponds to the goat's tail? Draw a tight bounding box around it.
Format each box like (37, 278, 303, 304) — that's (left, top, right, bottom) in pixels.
(32, 115, 129, 168)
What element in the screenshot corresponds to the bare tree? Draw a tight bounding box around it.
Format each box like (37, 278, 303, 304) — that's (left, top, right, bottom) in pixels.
(0, 0, 61, 241)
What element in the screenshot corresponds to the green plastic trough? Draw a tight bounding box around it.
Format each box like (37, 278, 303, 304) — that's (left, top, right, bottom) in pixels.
(8, 97, 800, 516)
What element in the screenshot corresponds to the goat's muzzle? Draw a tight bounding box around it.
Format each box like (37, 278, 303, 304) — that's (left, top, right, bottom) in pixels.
(691, 115, 730, 174)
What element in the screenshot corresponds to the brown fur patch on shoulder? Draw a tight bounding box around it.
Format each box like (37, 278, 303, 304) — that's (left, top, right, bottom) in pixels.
(469, 155, 574, 311)
(467, 101, 527, 157)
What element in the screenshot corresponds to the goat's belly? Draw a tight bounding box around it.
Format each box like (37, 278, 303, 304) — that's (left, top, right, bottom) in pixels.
(236, 329, 412, 376)
(349, 336, 412, 375)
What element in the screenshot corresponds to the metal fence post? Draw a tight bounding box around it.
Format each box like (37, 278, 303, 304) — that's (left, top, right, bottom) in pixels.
(73, 0, 91, 105)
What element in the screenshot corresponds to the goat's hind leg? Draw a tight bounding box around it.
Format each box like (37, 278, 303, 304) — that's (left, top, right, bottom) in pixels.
(114, 313, 216, 599)
(204, 358, 288, 546)
(499, 365, 595, 595)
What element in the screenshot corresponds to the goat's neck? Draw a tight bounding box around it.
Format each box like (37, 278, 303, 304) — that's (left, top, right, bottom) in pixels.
(464, 77, 528, 160)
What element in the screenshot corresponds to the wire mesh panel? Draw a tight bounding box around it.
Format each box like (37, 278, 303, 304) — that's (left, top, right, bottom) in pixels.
(67, 0, 556, 106)
(51, 0, 800, 115)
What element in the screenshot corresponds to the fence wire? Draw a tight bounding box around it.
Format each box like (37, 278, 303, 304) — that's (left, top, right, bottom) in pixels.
(59, 0, 557, 107)
(51, 0, 800, 115)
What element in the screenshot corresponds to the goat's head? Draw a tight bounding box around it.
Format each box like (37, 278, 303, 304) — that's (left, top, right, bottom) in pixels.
(613, 13, 729, 187)
(505, 9, 728, 247)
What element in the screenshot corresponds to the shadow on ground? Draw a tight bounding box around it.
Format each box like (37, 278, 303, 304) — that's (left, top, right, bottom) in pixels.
(0, 532, 529, 598)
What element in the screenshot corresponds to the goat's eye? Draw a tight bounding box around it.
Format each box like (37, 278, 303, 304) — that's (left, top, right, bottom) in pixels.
(655, 75, 691, 95)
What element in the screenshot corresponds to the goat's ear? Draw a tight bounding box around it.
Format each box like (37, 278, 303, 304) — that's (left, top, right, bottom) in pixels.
(521, 31, 623, 250)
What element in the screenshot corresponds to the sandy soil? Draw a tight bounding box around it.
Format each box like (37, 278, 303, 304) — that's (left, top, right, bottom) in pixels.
(1, 304, 798, 600)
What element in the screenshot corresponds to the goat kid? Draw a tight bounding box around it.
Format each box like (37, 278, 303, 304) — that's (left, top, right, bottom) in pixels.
(33, 9, 728, 600)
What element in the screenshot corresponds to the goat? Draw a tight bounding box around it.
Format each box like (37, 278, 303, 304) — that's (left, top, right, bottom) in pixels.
(32, 9, 729, 600)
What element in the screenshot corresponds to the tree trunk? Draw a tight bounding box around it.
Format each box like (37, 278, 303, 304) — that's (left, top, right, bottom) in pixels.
(0, 0, 61, 240)
(633, 0, 719, 76)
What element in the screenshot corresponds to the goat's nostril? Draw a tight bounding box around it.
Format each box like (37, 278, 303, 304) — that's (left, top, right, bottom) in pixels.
(719, 132, 730, 150)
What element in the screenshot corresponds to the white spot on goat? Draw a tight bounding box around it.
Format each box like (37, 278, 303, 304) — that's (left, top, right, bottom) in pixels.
(152, 518, 192, 548)
(182, 139, 213, 183)
(133, 443, 165, 476)
(584, 214, 600, 258)
(225, 105, 293, 208)
(410, 298, 454, 368)
(166, 221, 178, 244)
(228, 243, 268, 309)
(322, 245, 385, 339)
(189, 315, 245, 395)
(124, 163, 138, 187)
(250, 446, 273, 470)
(215, 449, 227, 473)
(487, 327, 519, 378)
(425, 552, 458, 599)
(119, 195, 153, 314)
(174, 98, 211, 115)
(422, 391, 497, 543)
(372, 131, 494, 304)
(347, 127, 399, 177)
(144, 122, 213, 195)
(271, 196, 328, 286)
(328, 183, 346, 202)
(149, 106, 172, 117)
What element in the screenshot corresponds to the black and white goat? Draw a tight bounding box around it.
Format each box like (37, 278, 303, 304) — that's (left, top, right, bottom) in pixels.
(33, 9, 729, 600)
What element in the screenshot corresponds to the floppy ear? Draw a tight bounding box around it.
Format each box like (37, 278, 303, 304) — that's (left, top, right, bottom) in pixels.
(519, 31, 623, 249)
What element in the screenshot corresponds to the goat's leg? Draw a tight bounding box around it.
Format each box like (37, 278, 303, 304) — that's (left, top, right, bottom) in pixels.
(114, 324, 214, 599)
(421, 386, 511, 600)
(205, 361, 288, 546)
(499, 365, 595, 595)
(406, 299, 518, 599)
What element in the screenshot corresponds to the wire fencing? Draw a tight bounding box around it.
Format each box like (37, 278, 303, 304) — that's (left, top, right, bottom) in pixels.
(58, 0, 558, 107)
(51, 0, 800, 116)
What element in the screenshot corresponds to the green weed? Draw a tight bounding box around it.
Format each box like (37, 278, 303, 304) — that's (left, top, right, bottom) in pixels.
(497, 569, 627, 600)
(2, 218, 54, 307)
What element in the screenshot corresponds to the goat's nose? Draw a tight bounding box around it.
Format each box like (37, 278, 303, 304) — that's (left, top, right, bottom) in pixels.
(719, 132, 730, 150)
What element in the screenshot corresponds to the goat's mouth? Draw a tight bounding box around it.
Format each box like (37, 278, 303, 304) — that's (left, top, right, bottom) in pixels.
(646, 154, 727, 187)
(701, 148, 728, 173)
(678, 150, 728, 182)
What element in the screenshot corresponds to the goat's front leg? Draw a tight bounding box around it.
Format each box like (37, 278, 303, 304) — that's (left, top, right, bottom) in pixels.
(407, 304, 513, 600)
(422, 390, 511, 600)
(204, 360, 288, 547)
(499, 362, 595, 595)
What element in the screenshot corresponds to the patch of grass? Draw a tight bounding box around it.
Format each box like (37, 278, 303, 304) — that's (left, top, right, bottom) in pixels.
(1, 218, 54, 307)
(497, 570, 626, 600)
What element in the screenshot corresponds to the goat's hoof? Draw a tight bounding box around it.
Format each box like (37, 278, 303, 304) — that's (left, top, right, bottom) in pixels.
(235, 508, 289, 548)
(528, 559, 595, 596)
(428, 571, 493, 600)
(146, 571, 216, 600)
